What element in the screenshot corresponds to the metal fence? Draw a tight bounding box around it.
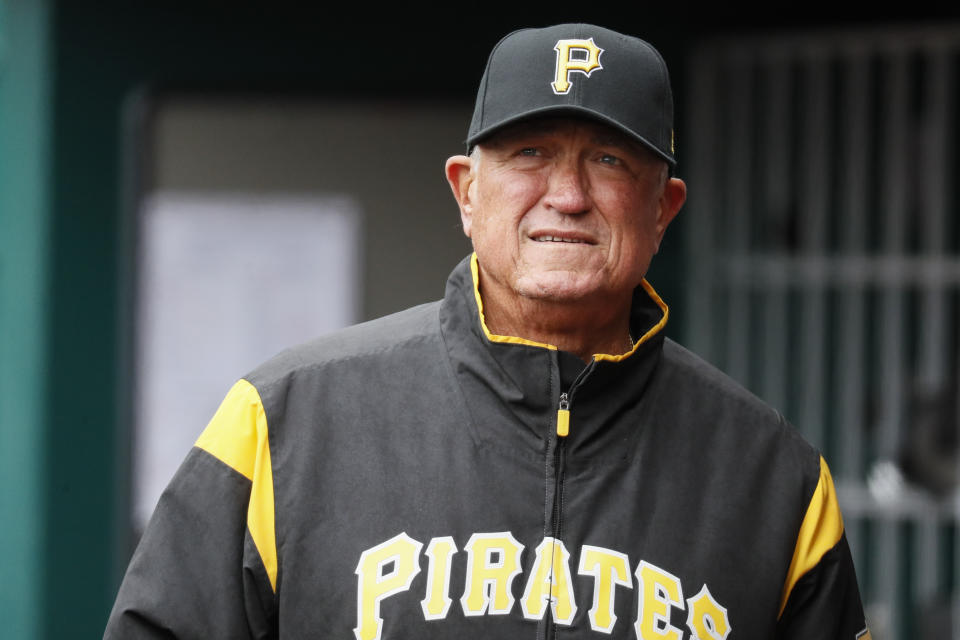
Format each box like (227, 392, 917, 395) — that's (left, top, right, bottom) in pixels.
(682, 23, 960, 640)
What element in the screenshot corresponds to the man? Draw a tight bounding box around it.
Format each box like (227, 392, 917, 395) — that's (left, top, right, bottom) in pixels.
(105, 23, 869, 639)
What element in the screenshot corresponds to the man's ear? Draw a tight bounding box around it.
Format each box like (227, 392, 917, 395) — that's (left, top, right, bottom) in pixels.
(445, 154, 475, 238)
(653, 176, 686, 251)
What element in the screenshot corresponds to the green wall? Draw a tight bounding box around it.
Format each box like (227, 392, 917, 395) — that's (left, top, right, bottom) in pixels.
(0, 2, 50, 638)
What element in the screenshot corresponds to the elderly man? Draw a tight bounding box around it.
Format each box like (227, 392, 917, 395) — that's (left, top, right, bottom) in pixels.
(105, 23, 869, 639)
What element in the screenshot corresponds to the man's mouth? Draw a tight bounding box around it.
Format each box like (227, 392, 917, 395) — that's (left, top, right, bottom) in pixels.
(531, 235, 591, 244)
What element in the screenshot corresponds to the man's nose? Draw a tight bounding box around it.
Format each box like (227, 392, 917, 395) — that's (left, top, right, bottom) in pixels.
(543, 162, 591, 215)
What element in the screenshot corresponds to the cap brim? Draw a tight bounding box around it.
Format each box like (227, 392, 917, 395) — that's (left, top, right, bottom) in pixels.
(465, 105, 676, 167)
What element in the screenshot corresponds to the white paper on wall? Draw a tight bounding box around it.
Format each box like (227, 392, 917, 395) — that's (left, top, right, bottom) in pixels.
(133, 191, 361, 531)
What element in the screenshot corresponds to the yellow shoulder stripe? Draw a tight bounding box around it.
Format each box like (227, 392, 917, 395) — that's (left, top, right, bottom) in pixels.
(195, 378, 278, 592)
(778, 455, 844, 618)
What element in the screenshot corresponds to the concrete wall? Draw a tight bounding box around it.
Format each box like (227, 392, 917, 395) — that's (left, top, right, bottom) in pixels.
(146, 96, 474, 320)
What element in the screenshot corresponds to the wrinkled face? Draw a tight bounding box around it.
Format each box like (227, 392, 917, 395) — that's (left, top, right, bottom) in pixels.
(447, 117, 686, 308)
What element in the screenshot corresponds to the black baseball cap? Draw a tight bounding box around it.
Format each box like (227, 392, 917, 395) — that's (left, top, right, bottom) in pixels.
(466, 23, 676, 168)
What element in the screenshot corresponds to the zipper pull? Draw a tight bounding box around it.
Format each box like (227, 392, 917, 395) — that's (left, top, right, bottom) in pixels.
(556, 393, 570, 437)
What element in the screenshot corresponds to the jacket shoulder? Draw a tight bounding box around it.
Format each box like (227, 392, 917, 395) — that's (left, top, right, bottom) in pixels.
(245, 300, 443, 389)
(657, 338, 820, 462)
(659, 339, 780, 414)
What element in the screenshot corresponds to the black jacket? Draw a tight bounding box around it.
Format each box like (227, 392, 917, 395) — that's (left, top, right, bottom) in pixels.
(105, 254, 868, 639)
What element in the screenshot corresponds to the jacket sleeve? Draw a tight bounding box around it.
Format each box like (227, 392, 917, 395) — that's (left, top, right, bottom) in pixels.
(775, 456, 871, 639)
(104, 380, 279, 639)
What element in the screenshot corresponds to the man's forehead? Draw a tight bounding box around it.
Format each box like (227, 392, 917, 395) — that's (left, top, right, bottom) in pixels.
(481, 115, 657, 157)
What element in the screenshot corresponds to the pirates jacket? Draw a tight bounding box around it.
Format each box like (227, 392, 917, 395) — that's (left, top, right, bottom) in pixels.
(104, 254, 869, 639)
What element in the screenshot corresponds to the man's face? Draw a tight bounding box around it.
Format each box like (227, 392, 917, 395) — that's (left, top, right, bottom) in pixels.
(447, 117, 686, 309)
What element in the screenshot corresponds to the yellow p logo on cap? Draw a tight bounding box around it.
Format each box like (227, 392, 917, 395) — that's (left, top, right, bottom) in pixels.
(552, 38, 603, 95)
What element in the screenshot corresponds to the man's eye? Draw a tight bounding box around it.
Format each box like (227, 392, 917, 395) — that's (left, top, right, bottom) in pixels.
(599, 153, 622, 165)
(518, 147, 539, 156)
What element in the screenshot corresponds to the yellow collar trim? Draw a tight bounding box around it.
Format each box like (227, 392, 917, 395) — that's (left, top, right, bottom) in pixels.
(469, 253, 668, 360)
(595, 279, 669, 362)
(471, 253, 557, 350)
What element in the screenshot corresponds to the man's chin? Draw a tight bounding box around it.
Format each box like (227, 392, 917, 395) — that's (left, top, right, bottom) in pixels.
(514, 273, 612, 304)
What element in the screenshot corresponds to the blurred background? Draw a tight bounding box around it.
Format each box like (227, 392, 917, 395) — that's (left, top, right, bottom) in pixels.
(1, 2, 959, 638)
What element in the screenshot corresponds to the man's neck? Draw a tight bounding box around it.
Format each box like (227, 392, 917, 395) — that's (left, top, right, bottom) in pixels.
(479, 284, 634, 363)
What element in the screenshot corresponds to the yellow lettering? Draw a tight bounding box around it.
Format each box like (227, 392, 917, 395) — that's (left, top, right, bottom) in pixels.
(578, 545, 632, 633)
(552, 37, 603, 95)
(686, 585, 731, 640)
(636, 560, 684, 640)
(460, 532, 524, 615)
(354, 533, 422, 640)
(421, 536, 457, 620)
(521, 537, 577, 624)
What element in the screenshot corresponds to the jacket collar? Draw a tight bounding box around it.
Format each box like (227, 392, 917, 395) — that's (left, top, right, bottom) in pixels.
(465, 253, 670, 361)
(439, 254, 667, 454)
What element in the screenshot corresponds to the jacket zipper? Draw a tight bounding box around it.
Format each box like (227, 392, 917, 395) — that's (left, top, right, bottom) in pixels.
(544, 363, 593, 637)
(556, 393, 570, 437)
(547, 434, 567, 640)
(555, 360, 593, 438)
